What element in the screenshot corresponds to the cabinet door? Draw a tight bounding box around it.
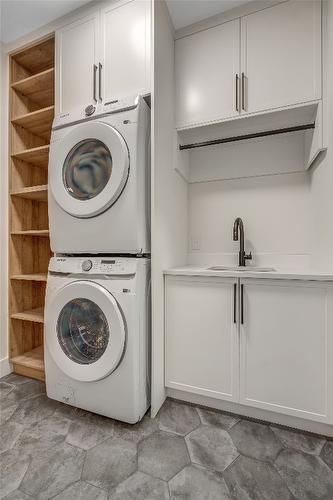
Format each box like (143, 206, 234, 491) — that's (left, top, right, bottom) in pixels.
(56, 12, 99, 114)
(175, 19, 240, 129)
(100, 0, 151, 102)
(241, 0, 321, 114)
(165, 276, 239, 402)
(240, 279, 333, 423)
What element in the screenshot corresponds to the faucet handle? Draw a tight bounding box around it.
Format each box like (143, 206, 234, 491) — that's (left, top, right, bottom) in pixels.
(245, 252, 252, 261)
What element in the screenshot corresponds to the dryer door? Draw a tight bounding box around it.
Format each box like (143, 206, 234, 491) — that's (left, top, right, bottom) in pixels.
(45, 281, 126, 382)
(49, 121, 129, 218)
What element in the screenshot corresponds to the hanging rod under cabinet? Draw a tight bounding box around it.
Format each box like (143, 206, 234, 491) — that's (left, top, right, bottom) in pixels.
(179, 123, 315, 151)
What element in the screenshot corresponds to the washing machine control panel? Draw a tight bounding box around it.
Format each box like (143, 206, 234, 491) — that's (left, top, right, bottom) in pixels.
(49, 257, 138, 276)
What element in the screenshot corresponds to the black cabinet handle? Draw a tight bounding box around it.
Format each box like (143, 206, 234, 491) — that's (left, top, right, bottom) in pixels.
(93, 64, 97, 103)
(241, 284, 244, 324)
(98, 63, 102, 102)
(233, 283, 237, 323)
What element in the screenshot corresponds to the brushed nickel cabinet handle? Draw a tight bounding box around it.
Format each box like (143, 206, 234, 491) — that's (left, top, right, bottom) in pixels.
(93, 64, 98, 103)
(233, 283, 237, 323)
(98, 63, 102, 102)
(241, 284, 244, 324)
(241, 72, 246, 111)
(235, 74, 239, 112)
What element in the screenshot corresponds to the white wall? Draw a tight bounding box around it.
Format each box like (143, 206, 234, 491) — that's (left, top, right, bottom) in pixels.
(151, 0, 188, 416)
(188, 171, 311, 269)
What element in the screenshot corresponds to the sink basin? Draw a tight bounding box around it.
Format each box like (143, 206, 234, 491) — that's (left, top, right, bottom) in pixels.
(208, 266, 276, 272)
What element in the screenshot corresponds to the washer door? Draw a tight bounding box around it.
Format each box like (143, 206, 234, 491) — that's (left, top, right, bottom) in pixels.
(49, 121, 129, 218)
(46, 281, 126, 382)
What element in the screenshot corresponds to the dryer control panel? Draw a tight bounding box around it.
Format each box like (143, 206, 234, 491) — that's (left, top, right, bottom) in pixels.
(49, 256, 140, 275)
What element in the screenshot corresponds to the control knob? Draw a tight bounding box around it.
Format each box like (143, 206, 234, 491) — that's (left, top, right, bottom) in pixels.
(82, 260, 93, 272)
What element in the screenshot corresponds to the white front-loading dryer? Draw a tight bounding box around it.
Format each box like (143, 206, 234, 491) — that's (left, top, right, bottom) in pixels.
(44, 256, 150, 423)
(48, 95, 150, 254)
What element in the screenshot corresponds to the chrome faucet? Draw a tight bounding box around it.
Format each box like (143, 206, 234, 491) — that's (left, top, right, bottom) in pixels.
(233, 218, 252, 267)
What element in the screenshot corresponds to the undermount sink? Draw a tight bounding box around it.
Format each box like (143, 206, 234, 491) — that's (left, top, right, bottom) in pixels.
(208, 266, 276, 272)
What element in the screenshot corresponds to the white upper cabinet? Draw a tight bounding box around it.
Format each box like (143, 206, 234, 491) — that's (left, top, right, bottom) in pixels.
(240, 279, 333, 423)
(241, 0, 321, 114)
(175, 0, 322, 128)
(165, 276, 239, 402)
(55, 0, 151, 114)
(100, 0, 150, 103)
(175, 19, 240, 129)
(56, 12, 99, 114)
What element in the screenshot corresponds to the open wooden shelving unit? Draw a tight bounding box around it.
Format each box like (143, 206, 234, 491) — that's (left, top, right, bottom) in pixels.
(9, 35, 55, 382)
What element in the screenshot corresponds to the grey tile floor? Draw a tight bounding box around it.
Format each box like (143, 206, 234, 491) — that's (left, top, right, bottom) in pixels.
(1, 375, 333, 499)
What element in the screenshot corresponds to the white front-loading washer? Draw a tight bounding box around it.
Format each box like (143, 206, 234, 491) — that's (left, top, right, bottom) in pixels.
(44, 256, 150, 423)
(48, 95, 150, 254)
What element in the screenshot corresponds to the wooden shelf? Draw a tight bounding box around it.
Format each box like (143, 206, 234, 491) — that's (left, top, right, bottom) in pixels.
(11, 307, 44, 323)
(11, 229, 49, 237)
(11, 273, 48, 282)
(11, 68, 55, 108)
(12, 145, 50, 168)
(12, 106, 54, 139)
(11, 184, 47, 201)
(11, 346, 44, 381)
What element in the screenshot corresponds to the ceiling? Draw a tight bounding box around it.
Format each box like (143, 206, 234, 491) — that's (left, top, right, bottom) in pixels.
(166, 0, 252, 30)
(0, 0, 92, 44)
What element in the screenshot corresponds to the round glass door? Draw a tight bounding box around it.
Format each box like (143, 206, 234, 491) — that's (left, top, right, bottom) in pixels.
(63, 140, 112, 201)
(45, 281, 126, 382)
(57, 298, 109, 365)
(49, 121, 129, 219)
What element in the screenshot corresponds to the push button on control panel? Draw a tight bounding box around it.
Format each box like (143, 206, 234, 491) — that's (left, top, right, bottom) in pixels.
(82, 260, 93, 272)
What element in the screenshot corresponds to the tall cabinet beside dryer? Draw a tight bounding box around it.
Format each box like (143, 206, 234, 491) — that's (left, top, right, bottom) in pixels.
(8, 36, 55, 381)
(56, 0, 151, 114)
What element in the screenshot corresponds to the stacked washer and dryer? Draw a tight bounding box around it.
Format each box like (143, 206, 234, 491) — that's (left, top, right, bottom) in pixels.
(44, 95, 151, 423)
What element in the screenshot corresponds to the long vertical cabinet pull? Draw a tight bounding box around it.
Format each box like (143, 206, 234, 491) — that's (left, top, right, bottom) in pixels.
(233, 283, 237, 323)
(93, 64, 98, 102)
(240, 284, 244, 324)
(99, 63, 102, 102)
(241, 72, 246, 111)
(235, 74, 239, 112)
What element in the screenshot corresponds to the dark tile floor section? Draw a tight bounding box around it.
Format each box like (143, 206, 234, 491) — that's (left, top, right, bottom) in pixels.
(1, 375, 333, 499)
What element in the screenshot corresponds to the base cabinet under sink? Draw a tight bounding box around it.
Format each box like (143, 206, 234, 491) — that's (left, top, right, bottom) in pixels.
(165, 275, 333, 425)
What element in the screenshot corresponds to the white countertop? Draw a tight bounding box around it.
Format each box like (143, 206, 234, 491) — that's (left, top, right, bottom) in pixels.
(164, 266, 333, 282)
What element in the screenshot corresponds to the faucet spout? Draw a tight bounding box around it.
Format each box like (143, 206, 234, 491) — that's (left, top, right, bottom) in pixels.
(233, 218, 252, 267)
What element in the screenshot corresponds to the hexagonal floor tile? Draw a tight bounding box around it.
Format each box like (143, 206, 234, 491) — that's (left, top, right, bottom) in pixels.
(1, 374, 31, 386)
(0, 420, 24, 454)
(82, 437, 137, 491)
(275, 448, 333, 499)
(157, 399, 200, 436)
(229, 420, 282, 462)
(20, 442, 85, 499)
(186, 425, 238, 472)
(138, 431, 190, 481)
(196, 407, 240, 430)
(9, 395, 58, 425)
(2, 380, 45, 410)
(66, 412, 114, 450)
(0, 403, 18, 425)
(14, 414, 71, 457)
(271, 426, 325, 455)
(224, 455, 293, 500)
(113, 414, 159, 444)
(0, 381, 15, 399)
(321, 441, 333, 471)
(0, 448, 30, 499)
(52, 481, 107, 500)
(109, 471, 169, 500)
(169, 464, 231, 500)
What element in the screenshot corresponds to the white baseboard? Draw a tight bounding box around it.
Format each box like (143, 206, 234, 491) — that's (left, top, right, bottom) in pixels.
(0, 357, 11, 378)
